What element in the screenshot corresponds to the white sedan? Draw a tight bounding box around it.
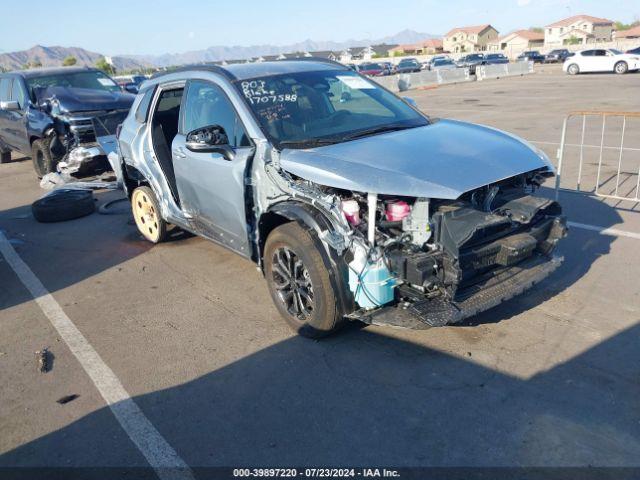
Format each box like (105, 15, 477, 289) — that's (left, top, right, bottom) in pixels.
(563, 48, 640, 75)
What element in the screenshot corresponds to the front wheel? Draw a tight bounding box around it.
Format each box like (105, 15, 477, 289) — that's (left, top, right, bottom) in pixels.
(264, 222, 343, 338)
(131, 186, 167, 243)
(567, 64, 580, 75)
(31, 137, 59, 178)
(614, 61, 628, 74)
(0, 150, 11, 164)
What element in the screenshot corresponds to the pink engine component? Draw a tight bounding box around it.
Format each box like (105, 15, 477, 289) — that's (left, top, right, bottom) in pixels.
(385, 200, 411, 222)
(341, 199, 361, 226)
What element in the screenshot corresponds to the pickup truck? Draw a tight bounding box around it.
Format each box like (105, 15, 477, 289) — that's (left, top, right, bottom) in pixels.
(0, 67, 134, 177)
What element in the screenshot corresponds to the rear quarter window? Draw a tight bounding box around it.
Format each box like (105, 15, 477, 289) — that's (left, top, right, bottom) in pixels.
(135, 87, 156, 123)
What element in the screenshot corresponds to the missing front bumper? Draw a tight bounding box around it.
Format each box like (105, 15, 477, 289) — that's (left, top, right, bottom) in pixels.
(352, 254, 563, 329)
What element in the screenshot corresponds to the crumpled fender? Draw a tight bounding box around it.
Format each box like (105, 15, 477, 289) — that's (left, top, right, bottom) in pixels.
(266, 201, 355, 314)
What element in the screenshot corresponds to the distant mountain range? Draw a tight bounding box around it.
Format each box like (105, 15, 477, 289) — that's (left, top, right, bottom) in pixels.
(0, 30, 438, 72)
(0, 45, 150, 71)
(124, 29, 438, 66)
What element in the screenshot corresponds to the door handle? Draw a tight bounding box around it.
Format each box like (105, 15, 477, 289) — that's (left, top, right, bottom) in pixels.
(172, 147, 187, 159)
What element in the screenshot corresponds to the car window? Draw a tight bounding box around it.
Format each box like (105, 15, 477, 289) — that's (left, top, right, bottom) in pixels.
(182, 80, 250, 148)
(594, 50, 607, 56)
(581, 50, 595, 56)
(0, 78, 11, 102)
(11, 80, 27, 109)
(26, 71, 120, 96)
(238, 69, 428, 149)
(135, 87, 155, 123)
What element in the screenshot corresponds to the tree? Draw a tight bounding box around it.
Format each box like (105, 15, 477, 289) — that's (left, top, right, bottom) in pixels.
(614, 20, 640, 31)
(62, 56, 77, 66)
(95, 57, 115, 75)
(530, 27, 544, 33)
(566, 36, 581, 45)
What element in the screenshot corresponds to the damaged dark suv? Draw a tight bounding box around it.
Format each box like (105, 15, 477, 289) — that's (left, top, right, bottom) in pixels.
(117, 60, 567, 337)
(0, 67, 134, 177)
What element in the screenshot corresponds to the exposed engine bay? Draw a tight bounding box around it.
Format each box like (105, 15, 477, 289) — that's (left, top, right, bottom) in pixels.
(280, 167, 567, 328)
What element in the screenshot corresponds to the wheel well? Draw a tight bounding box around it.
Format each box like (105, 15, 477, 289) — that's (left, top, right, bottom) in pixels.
(29, 135, 41, 146)
(257, 211, 291, 261)
(122, 163, 151, 198)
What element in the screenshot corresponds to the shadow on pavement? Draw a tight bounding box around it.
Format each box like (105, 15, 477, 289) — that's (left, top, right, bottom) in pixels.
(0, 323, 638, 471)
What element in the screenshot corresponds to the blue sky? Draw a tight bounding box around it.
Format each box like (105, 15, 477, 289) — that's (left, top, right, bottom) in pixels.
(1, 0, 637, 55)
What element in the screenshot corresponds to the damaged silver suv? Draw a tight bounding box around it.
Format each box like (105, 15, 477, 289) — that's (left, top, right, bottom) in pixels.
(116, 60, 566, 337)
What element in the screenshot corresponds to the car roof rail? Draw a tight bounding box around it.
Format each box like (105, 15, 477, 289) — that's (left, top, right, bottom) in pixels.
(150, 57, 350, 81)
(150, 64, 237, 81)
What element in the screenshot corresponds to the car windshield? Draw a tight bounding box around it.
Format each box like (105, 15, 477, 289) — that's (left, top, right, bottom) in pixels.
(26, 71, 120, 96)
(362, 63, 382, 70)
(399, 60, 416, 65)
(237, 69, 428, 149)
(433, 59, 453, 65)
(468, 54, 483, 60)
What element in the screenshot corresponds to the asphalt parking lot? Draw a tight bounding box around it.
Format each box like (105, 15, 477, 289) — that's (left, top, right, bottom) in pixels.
(1, 65, 639, 474)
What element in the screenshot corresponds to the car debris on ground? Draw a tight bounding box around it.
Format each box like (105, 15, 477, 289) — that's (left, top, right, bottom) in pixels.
(35, 348, 51, 373)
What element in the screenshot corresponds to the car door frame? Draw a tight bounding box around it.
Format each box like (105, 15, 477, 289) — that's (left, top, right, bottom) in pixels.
(7, 76, 31, 153)
(0, 76, 16, 151)
(171, 76, 257, 258)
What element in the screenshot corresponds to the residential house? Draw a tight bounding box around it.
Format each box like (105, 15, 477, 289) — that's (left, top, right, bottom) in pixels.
(489, 29, 544, 57)
(443, 25, 499, 53)
(308, 50, 339, 61)
(614, 25, 640, 40)
(388, 39, 443, 56)
(544, 15, 614, 47)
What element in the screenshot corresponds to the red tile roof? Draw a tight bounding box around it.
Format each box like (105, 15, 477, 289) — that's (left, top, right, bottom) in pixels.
(445, 24, 494, 37)
(616, 25, 640, 38)
(390, 38, 443, 51)
(546, 14, 613, 28)
(511, 29, 545, 41)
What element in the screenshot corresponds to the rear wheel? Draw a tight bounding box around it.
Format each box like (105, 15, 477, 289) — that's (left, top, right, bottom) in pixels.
(614, 61, 628, 74)
(264, 222, 343, 338)
(567, 64, 580, 75)
(31, 137, 59, 178)
(131, 186, 167, 243)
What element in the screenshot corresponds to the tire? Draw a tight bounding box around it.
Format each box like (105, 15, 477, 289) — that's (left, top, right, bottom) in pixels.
(0, 150, 11, 164)
(32, 189, 95, 223)
(567, 64, 580, 75)
(131, 186, 167, 243)
(614, 61, 628, 74)
(31, 137, 59, 178)
(264, 222, 343, 338)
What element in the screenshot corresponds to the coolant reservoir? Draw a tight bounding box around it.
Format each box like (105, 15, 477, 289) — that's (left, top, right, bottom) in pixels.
(386, 200, 411, 222)
(341, 199, 361, 226)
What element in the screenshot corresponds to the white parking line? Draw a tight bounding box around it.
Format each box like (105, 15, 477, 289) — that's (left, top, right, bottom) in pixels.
(568, 221, 640, 240)
(0, 232, 194, 480)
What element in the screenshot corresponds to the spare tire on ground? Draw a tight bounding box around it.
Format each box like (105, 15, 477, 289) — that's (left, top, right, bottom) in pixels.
(32, 189, 96, 223)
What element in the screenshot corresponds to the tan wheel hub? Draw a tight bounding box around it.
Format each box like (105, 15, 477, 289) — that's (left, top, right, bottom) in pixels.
(132, 189, 160, 242)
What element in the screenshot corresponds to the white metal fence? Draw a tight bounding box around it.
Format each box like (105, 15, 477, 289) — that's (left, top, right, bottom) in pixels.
(554, 112, 640, 203)
(373, 68, 472, 92)
(477, 61, 533, 81)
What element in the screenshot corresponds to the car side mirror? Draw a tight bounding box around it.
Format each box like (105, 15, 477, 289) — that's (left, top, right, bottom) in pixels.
(185, 125, 235, 160)
(340, 91, 352, 103)
(124, 84, 139, 94)
(0, 100, 20, 111)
